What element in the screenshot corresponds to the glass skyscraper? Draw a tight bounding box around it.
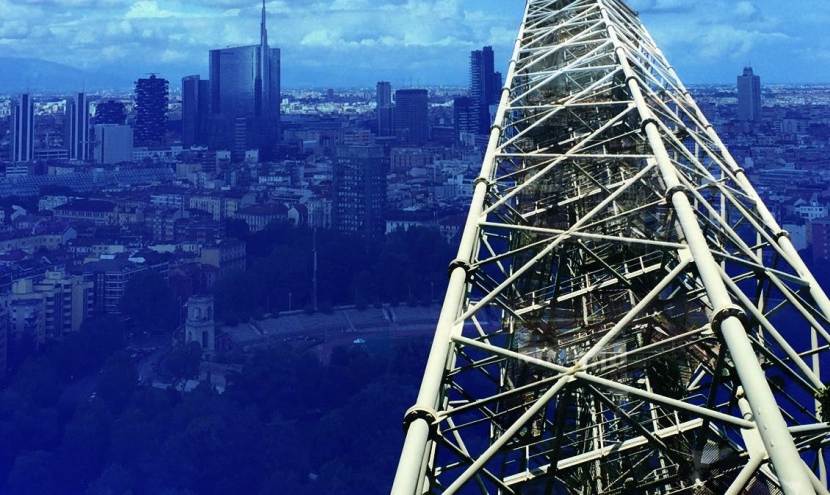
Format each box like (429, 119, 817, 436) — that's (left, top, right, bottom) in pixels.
(394, 89, 429, 146)
(208, 0, 280, 160)
(66, 92, 90, 161)
(738, 66, 762, 122)
(182, 75, 211, 148)
(11, 94, 34, 163)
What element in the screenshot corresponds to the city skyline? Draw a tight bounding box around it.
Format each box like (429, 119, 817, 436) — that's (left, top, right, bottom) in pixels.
(1, 0, 830, 92)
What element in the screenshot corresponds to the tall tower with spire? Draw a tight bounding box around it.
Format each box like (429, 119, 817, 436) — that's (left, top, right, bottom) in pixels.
(208, 0, 281, 160)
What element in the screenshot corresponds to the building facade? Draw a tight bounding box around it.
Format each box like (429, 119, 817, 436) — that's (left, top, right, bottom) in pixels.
(93, 124, 134, 164)
(376, 81, 394, 137)
(208, 1, 280, 160)
(184, 295, 215, 355)
(134, 75, 169, 146)
(182, 75, 211, 148)
(738, 66, 762, 122)
(470, 47, 500, 134)
(11, 94, 35, 163)
(66, 92, 90, 161)
(394, 89, 429, 146)
(333, 145, 387, 240)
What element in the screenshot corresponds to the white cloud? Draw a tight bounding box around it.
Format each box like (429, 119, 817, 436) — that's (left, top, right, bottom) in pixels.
(125, 0, 176, 19)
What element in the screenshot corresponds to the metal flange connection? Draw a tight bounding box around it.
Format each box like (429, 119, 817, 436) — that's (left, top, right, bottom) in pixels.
(448, 259, 473, 280)
(711, 305, 747, 334)
(665, 184, 690, 203)
(403, 406, 440, 436)
(474, 177, 492, 191)
(774, 230, 790, 241)
(640, 117, 660, 134)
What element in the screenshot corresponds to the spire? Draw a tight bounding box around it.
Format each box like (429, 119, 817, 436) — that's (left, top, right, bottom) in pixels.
(260, 0, 268, 49)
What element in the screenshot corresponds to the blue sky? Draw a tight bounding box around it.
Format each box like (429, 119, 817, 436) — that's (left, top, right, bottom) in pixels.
(0, 0, 827, 88)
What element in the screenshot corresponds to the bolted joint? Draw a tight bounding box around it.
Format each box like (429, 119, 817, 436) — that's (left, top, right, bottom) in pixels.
(473, 177, 492, 191)
(774, 230, 791, 241)
(625, 75, 639, 87)
(641, 117, 660, 134)
(403, 406, 440, 436)
(665, 184, 690, 203)
(448, 259, 473, 280)
(490, 123, 504, 134)
(711, 305, 747, 334)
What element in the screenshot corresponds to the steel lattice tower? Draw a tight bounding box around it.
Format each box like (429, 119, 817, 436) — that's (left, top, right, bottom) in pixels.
(392, 1, 830, 494)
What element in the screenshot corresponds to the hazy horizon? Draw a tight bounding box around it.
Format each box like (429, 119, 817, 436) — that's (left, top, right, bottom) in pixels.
(0, 0, 828, 92)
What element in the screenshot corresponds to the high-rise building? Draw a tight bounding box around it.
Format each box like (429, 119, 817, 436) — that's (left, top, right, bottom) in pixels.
(93, 124, 134, 164)
(737, 66, 762, 122)
(10, 94, 34, 163)
(394, 89, 429, 145)
(94, 100, 127, 125)
(134, 75, 169, 146)
(182, 75, 211, 148)
(333, 145, 387, 240)
(0, 304, 7, 379)
(492, 72, 503, 100)
(209, 0, 280, 160)
(376, 81, 394, 137)
(66, 92, 90, 161)
(4, 271, 92, 345)
(470, 47, 499, 134)
(377, 81, 392, 107)
(453, 96, 477, 142)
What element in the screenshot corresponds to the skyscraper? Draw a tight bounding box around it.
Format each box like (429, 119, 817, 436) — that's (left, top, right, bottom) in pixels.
(333, 145, 387, 241)
(470, 46, 498, 134)
(66, 92, 90, 161)
(134, 74, 169, 146)
(376, 81, 394, 137)
(182, 75, 211, 147)
(453, 96, 476, 141)
(94, 100, 127, 125)
(737, 66, 762, 122)
(10, 94, 34, 163)
(394, 89, 429, 145)
(209, 0, 280, 160)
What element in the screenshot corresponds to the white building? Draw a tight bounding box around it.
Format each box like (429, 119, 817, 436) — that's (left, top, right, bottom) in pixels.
(185, 295, 215, 356)
(93, 124, 134, 164)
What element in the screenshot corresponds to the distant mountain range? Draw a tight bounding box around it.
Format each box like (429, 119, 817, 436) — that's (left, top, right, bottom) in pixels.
(0, 57, 136, 93)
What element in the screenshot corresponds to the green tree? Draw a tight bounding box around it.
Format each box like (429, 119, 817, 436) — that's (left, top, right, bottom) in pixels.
(6, 451, 57, 495)
(161, 342, 202, 386)
(97, 353, 139, 413)
(121, 271, 178, 333)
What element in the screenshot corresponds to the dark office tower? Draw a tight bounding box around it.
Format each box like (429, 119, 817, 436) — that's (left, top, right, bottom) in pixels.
(394, 89, 429, 145)
(453, 96, 476, 141)
(333, 145, 387, 241)
(94, 100, 127, 125)
(492, 72, 503, 101)
(10, 94, 34, 163)
(66, 92, 90, 161)
(182, 75, 211, 147)
(470, 46, 498, 134)
(376, 81, 394, 137)
(738, 66, 762, 122)
(134, 75, 169, 147)
(209, 0, 280, 160)
(377, 81, 392, 107)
